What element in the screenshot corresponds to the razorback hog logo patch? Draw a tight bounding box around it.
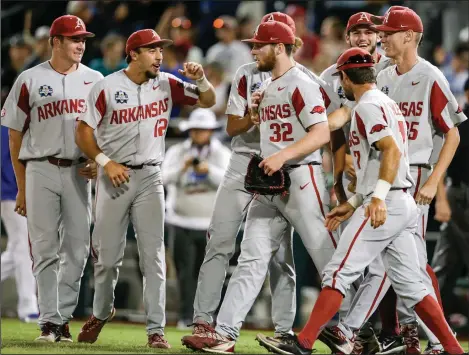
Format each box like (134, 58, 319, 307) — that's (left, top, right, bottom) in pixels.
(310, 105, 325, 114)
(369, 124, 387, 134)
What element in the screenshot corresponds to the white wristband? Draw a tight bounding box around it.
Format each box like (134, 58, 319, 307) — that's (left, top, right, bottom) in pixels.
(196, 75, 210, 92)
(372, 179, 392, 201)
(347, 194, 363, 209)
(95, 153, 111, 167)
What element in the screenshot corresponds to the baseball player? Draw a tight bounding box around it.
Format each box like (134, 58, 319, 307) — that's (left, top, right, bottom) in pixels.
(317, 10, 398, 354)
(1, 126, 39, 323)
(183, 12, 341, 347)
(182, 21, 341, 354)
(74, 29, 215, 348)
(261, 47, 465, 355)
(324, 8, 468, 355)
(1, 15, 101, 342)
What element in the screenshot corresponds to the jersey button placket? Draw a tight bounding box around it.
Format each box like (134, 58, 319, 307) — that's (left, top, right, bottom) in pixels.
(62, 75, 67, 158)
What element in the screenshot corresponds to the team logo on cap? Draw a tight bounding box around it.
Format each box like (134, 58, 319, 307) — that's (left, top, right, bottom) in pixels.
(250, 82, 262, 94)
(266, 14, 275, 22)
(115, 90, 129, 104)
(358, 12, 370, 22)
(381, 86, 389, 95)
(75, 18, 85, 30)
(39, 85, 53, 97)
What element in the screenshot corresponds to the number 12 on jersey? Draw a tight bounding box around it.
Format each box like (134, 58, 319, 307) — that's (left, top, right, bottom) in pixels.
(154, 118, 168, 137)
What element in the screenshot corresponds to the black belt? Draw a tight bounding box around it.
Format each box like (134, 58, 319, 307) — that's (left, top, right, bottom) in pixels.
(121, 163, 158, 170)
(286, 161, 321, 170)
(47, 157, 87, 167)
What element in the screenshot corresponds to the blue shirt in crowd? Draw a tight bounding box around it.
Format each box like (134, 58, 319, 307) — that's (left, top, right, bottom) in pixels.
(1, 126, 17, 201)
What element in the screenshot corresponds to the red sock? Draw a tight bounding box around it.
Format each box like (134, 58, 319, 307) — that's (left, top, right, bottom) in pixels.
(378, 287, 400, 336)
(298, 287, 343, 349)
(426, 264, 444, 311)
(414, 295, 463, 354)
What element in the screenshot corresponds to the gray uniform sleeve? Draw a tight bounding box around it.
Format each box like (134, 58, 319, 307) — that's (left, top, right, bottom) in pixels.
(290, 80, 328, 129)
(226, 66, 249, 117)
(79, 82, 107, 129)
(1, 71, 31, 132)
(355, 103, 393, 147)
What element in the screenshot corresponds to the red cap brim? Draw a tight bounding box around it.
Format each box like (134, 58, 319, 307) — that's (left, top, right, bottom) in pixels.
(370, 15, 384, 25)
(126, 38, 173, 55)
(54, 30, 96, 38)
(241, 38, 272, 44)
(332, 62, 374, 75)
(372, 24, 402, 32)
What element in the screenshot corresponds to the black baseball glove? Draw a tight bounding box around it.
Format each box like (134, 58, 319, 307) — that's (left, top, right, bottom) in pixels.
(244, 154, 291, 196)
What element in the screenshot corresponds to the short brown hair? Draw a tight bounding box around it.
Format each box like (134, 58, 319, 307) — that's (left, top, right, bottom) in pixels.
(340, 67, 376, 84)
(49, 35, 64, 47)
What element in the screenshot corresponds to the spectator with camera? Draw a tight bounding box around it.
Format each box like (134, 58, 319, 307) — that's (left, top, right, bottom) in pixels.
(162, 108, 230, 329)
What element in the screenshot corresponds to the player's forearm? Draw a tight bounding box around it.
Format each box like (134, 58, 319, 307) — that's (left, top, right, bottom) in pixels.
(428, 127, 460, 186)
(226, 113, 254, 137)
(8, 129, 26, 192)
(196, 83, 216, 108)
(332, 143, 347, 204)
(328, 105, 352, 131)
(281, 122, 330, 162)
(378, 145, 401, 184)
(75, 121, 103, 161)
(435, 175, 448, 202)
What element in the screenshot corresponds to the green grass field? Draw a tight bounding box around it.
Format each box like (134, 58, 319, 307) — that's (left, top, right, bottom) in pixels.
(1, 318, 468, 354)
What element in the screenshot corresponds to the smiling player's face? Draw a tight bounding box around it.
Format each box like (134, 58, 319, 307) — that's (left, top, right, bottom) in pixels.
(135, 46, 163, 79)
(251, 43, 277, 72)
(347, 26, 378, 55)
(60, 36, 87, 63)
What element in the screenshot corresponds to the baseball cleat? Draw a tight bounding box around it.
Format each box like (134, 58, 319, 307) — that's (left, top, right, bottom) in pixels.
(34, 322, 61, 342)
(182, 326, 235, 353)
(423, 342, 444, 354)
(377, 334, 406, 355)
(59, 323, 73, 342)
(148, 333, 171, 348)
(256, 333, 298, 355)
(77, 307, 116, 343)
(319, 325, 354, 354)
(400, 323, 421, 354)
(351, 322, 381, 354)
(256, 333, 312, 355)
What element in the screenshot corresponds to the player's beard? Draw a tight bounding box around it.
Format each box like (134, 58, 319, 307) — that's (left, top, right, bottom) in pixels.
(145, 70, 158, 79)
(343, 86, 355, 101)
(257, 47, 276, 72)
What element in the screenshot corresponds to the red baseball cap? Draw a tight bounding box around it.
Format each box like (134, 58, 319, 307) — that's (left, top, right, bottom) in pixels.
(125, 29, 173, 55)
(332, 47, 375, 75)
(261, 12, 296, 34)
(50, 15, 95, 37)
(372, 8, 423, 33)
(370, 6, 409, 25)
(285, 4, 306, 19)
(346, 12, 376, 33)
(242, 21, 295, 45)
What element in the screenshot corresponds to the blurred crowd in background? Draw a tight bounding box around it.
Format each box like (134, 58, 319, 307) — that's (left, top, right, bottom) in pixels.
(1, 0, 469, 336)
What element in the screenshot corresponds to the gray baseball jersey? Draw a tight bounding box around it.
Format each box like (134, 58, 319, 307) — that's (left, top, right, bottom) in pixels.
(82, 69, 201, 335)
(1, 61, 103, 326)
(227, 62, 340, 154)
(258, 67, 328, 164)
(80, 70, 199, 164)
(349, 88, 413, 195)
(377, 57, 467, 165)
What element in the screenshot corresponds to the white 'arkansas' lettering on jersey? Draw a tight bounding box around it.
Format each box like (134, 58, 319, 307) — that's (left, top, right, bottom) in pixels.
(1, 61, 103, 160)
(377, 57, 467, 165)
(349, 88, 413, 196)
(80, 70, 199, 165)
(258, 66, 328, 165)
(226, 62, 341, 154)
